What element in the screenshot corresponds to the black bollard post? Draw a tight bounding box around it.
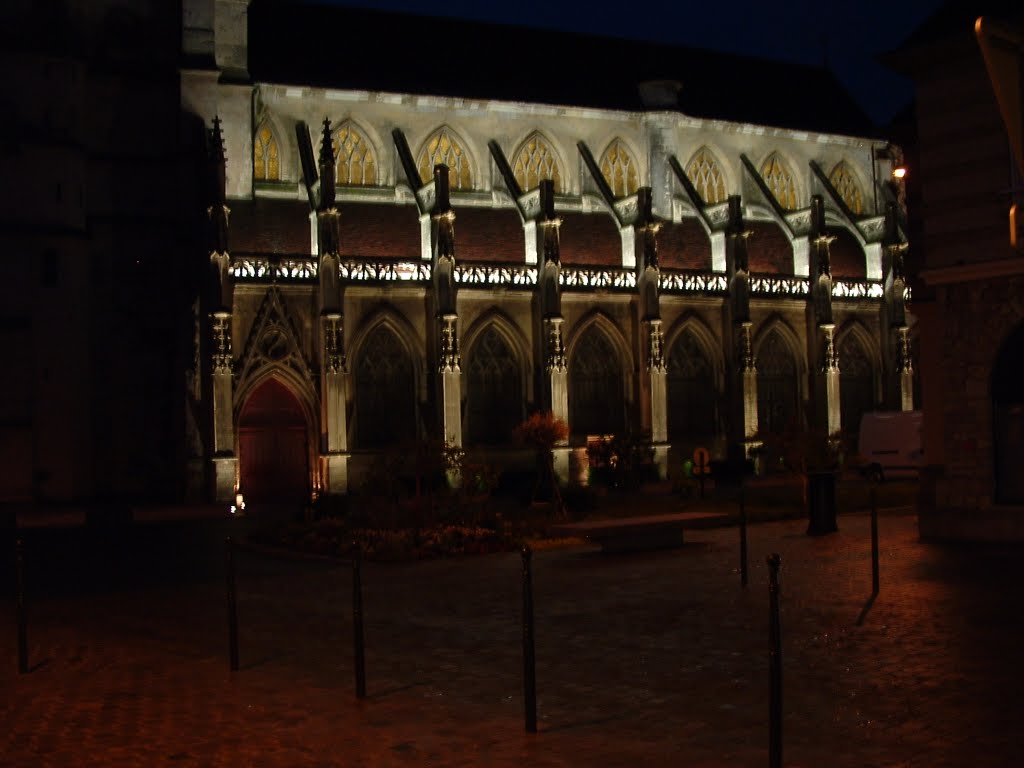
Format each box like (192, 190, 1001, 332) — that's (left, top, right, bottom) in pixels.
(225, 537, 239, 672)
(767, 553, 782, 768)
(16, 539, 28, 675)
(352, 541, 366, 700)
(739, 485, 749, 587)
(521, 545, 537, 733)
(870, 487, 879, 596)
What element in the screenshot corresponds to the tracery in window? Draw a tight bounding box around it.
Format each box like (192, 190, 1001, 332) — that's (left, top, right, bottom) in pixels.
(418, 127, 472, 191)
(334, 122, 377, 186)
(466, 326, 522, 445)
(599, 139, 639, 197)
(513, 133, 561, 193)
(839, 333, 874, 445)
(756, 329, 799, 434)
(355, 326, 416, 449)
(760, 152, 797, 210)
(828, 161, 863, 215)
(667, 330, 716, 439)
(254, 123, 280, 182)
(685, 147, 727, 205)
(570, 327, 624, 436)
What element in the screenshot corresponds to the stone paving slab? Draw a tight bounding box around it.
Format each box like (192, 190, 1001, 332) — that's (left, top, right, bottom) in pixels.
(2, 512, 1023, 767)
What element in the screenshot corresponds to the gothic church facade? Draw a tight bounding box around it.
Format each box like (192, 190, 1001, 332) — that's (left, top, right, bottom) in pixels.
(183, 0, 913, 503)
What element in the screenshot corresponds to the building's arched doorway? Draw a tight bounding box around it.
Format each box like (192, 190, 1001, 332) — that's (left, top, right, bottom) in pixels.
(238, 378, 310, 503)
(667, 329, 716, 443)
(757, 330, 799, 435)
(355, 325, 417, 449)
(570, 326, 625, 438)
(839, 333, 875, 447)
(466, 326, 522, 445)
(992, 324, 1024, 503)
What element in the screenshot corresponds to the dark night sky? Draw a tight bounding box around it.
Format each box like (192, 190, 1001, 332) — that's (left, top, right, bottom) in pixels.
(313, 0, 947, 126)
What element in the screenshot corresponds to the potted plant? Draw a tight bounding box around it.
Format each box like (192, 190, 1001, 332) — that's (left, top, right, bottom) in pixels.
(512, 411, 569, 515)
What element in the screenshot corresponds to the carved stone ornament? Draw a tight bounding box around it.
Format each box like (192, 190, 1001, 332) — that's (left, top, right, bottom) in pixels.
(211, 312, 233, 374)
(738, 322, 755, 372)
(646, 319, 666, 372)
(439, 313, 461, 372)
(821, 324, 839, 373)
(545, 317, 567, 372)
(323, 314, 346, 374)
(235, 287, 316, 401)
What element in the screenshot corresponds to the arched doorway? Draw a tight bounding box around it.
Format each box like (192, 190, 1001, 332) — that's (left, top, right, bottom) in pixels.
(466, 325, 522, 445)
(757, 329, 799, 435)
(570, 326, 625, 438)
(992, 324, 1024, 503)
(667, 329, 716, 442)
(839, 333, 875, 447)
(238, 378, 310, 503)
(355, 325, 417, 449)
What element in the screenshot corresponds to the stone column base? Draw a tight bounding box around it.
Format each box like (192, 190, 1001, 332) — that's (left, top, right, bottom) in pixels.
(652, 443, 670, 480)
(552, 446, 572, 485)
(322, 453, 350, 495)
(211, 456, 238, 504)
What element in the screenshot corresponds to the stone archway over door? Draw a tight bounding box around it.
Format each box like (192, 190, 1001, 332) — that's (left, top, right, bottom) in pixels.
(238, 378, 309, 503)
(992, 325, 1024, 503)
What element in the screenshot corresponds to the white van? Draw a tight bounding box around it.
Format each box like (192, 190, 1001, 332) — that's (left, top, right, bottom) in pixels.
(857, 411, 923, 481)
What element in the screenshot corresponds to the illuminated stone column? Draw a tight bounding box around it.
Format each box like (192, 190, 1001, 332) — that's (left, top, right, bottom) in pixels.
(645, 318, 669, 478)
(898, 326, 914, 411)
(210, 310, 237, 502)
(439, 314, 463, 447)
(821, 324, 842, 435)
(739, 322, 759, 441)
(321, 313, 349, 494)
(545, 317, 570, 483)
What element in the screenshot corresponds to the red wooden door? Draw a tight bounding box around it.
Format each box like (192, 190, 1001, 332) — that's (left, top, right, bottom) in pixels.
(238, 379, 309, 503)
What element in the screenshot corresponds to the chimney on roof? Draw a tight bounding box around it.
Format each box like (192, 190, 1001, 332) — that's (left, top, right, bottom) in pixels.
(638, 80, 682, 109)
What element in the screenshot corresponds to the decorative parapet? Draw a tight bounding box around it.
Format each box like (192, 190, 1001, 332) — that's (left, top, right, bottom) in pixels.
(230, 255, 897, 302)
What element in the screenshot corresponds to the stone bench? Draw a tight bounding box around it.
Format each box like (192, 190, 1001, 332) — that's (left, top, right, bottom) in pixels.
(550, 511, 733, 553)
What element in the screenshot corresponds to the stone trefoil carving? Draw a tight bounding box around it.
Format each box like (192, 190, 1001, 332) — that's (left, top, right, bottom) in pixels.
(211, 312, 233, 374)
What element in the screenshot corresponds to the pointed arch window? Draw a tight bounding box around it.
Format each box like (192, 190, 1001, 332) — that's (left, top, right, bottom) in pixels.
(599, 139, 639, 198)
(355, 326, 417, 449)
(513, 133, 562, 193)
(667, 330, 716, 439)
(334, 122, 377, 186)
(829, 161, 863, 215)
(838, 333, 874, 446)
(760, 153, 797, 210)
(756, 330, 799, 434)
(418, 127, 472, 191)
(570, 327, 624, 436)
(254, 123, 280, 182)
(466, 326, 522, 445)
(686, 147, 727, 205)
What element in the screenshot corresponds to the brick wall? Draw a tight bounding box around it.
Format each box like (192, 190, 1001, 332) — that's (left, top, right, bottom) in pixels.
(828, 227, 866, 279)
(747, 221, 791, 274)
(560, 212, 621, 266)
(231, 199, 310, 254)
(658, 219, 711, 270)
(454, 207, 524, 262)
(341, 202, 420, 259)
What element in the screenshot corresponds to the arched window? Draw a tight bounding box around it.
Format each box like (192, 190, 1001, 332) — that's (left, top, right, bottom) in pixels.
(253, 123, 280, 182)
(839, 333, 874, 445)
(570, 327, 624, 437)
(829, 161, 863, 215)
(667, 330, 716, 440)
(757, 330, 799, 434)
(466, 326, 522, 445)
(513, 133, 562, 193)
(355, 326, 416, 449)
(418, 127, 472, 191)
(599, 139, 639, 197)
(334, 122, 377, 186)
(760, 153, 797, 210)
(686, 147, 727, 205)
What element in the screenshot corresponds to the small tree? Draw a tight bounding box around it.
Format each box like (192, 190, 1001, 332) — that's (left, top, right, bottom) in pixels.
(513, 411, 569, 515)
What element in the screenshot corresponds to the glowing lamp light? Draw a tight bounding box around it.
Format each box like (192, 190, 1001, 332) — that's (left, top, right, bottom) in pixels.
(892, 166, 907, 180)
(230, 493, 246, 516)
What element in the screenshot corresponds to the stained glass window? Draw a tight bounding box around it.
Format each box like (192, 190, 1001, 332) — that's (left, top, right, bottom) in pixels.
(570, 327, 624, 436)
(686, 147, 727, 205)
(466, 327, 522, 445)
(599, 139, 639, 197)
(829, 161, 863, 215)
(761, 153, 797, 210)
(756, 330, 799, 434)
(355, 326, 416, 448)
(334, 122, 377, 186)
(254, 124, 280, 182)
(418, 127, 472, 191)
(667, 330, 716, 439)
(513, 133, 561, 193)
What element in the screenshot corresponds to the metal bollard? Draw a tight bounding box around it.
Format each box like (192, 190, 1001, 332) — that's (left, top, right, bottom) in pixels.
(225, 537, 239, 672)
(521, 546, 537, 733)
(767, 553, 782, 768)
(739, 485, 749, 587)
(352, 542, 366, 700)
(870, 487, 880, 596)
(16, 539, 28, 674)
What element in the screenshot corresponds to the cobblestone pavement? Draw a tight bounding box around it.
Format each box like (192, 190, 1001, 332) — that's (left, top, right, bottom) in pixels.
(2, 510, 1023, 767)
